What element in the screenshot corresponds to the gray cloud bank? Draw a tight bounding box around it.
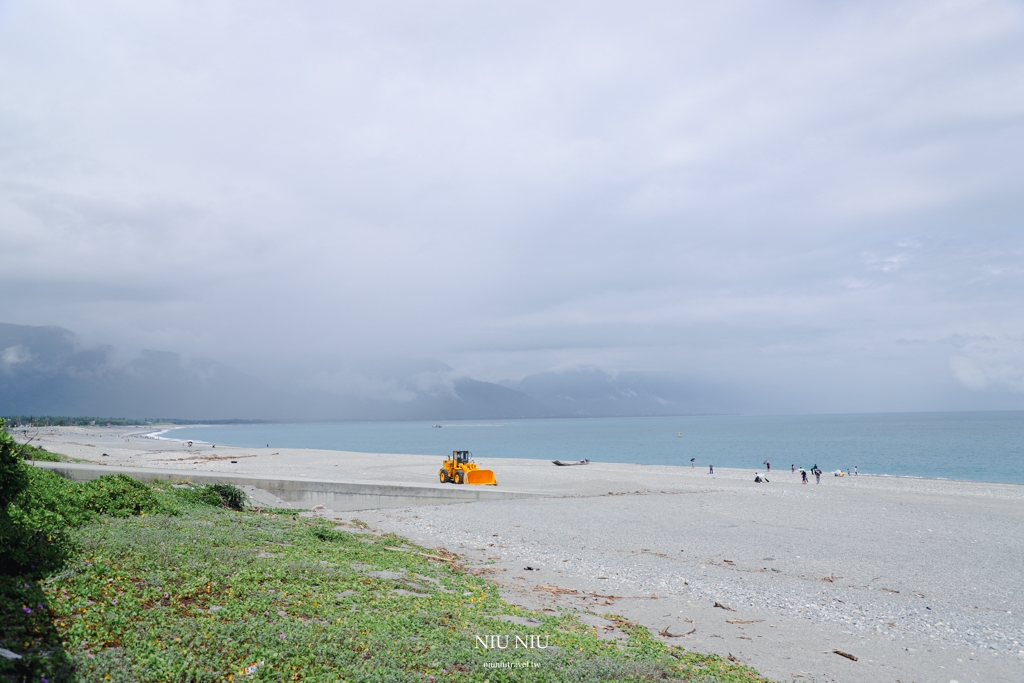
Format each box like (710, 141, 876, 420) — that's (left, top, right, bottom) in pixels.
(2, 2, 1023, 417)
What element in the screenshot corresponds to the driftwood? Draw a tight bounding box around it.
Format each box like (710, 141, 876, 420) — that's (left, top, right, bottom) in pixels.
(658, 619, 695, 637)
(726, 619, 763, 624)
(823, 651, 856, 663)
(589, 592, 660, 600)
(534, 584, 578, 596)
(608, 615, 640, 630)
(383, 547, 459, 566)
(468, 567, 506, 576)
(713, 601, 735, 611)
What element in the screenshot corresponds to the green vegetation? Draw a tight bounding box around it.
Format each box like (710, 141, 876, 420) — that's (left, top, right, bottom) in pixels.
(12, 441, 66, 463)
(1, 422, 772, 682)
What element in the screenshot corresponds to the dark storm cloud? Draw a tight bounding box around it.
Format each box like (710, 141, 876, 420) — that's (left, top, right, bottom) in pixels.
(1, 0, 1023, 414)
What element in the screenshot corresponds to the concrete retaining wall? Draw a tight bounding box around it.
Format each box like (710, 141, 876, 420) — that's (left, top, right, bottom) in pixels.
(29, 461, 542, 511)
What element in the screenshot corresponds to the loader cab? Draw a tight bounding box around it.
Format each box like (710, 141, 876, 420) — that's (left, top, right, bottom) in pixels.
(453, 450, 471, 463)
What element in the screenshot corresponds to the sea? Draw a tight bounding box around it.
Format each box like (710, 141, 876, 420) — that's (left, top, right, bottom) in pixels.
(158, 412, 1024, 485)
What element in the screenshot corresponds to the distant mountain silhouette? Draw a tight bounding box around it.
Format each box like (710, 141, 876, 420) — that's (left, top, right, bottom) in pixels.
(0, 323, 285, 419)
(0, 323, 716, 420)
(0, 323, 546, 420)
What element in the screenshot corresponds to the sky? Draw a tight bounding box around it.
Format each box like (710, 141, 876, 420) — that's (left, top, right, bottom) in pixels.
(1, 0, 1023, 415)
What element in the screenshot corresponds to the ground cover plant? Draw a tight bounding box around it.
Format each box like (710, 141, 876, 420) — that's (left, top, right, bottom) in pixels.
(1, 425, 773, 682)
(10, 441, 65, 463)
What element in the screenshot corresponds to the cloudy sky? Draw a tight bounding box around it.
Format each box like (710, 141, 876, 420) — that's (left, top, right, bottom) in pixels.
(2, 0, 1023, 414)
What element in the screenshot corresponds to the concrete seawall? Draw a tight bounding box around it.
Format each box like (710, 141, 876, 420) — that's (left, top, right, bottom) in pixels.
(30, 461, 544, 511)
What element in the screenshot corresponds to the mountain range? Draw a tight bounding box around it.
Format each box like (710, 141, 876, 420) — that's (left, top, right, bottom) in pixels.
(0, 322, 725, 420)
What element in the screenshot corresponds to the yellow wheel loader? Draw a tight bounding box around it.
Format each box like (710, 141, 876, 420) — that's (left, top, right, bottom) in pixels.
(439, 450, 497, 486)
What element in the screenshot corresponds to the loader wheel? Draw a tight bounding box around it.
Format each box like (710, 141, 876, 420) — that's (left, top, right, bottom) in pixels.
(439, 469, 448, 483)
(454, 471, 464, 484)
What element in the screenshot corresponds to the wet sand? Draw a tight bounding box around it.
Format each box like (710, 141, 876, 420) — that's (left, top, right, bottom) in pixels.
(19, 425, 1024, 683)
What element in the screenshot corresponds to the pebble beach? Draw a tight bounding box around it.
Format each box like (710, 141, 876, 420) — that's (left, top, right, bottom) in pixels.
(19, 425, 1024, 683)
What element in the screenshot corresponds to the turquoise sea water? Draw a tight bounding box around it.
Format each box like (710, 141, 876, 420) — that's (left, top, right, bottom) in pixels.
(160, 412, 1024, 485)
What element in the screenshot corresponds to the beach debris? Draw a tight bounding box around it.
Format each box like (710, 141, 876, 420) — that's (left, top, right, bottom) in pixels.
(434, 547, 461, 560)
(523, 566, 538, 571)
(383, 547, 460, 568)
(726, 619, 764, 624)
(535, 584, 577, 596)
(469, 567, 506, 576)
(881, 588, 900, 593)
(240, 659, 265, 676)
(822, 573, 835, 582)
(609, 615, 639, 630)
(727, 653, 739, 662)
(0, 648, 22, 660)
(403, 546, 461, 566)
(488, 615, 542, 627)
(199, 453, 256, 461)
(723, 559, 735, 564)
(830, 649, 858, 661)
(713, 601, 735, 611)
(659, 619, 695, 637)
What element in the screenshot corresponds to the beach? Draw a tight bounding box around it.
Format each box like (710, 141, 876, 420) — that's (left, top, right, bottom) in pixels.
(19, 425, 1024, 683)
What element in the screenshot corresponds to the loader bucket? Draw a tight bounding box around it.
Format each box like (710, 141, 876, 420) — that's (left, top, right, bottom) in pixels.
(466, 469, 497, 486)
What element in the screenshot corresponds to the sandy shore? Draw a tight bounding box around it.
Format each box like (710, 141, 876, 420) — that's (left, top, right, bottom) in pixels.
(18, 425, 1024, 683)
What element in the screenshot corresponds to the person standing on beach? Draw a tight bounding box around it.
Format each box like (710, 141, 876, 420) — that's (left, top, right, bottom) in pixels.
(766, 460, 770, 472)
(791, 464, 795, 473)
(814, 467, 821, 484)
(854, 466, 858, 476)
(801, 469, 807, 484)
(709, 463, 714, 475)
(690, 458, 695, 468)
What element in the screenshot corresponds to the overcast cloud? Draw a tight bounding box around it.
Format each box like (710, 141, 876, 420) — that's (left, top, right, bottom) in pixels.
(2, 0, 1023, 415)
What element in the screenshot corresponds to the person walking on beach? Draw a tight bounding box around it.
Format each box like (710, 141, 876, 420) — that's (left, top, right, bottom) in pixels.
(709, 463, 714, 475)
(690, 458, 695, 468)
(814, 466, 821, 484)
(791, 463, 795, 473)
(801, 469, 807, 484)
(854, 466, 858, 476)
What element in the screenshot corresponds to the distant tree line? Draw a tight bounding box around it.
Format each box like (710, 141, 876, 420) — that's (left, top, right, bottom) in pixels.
(2, 416, 267, 427)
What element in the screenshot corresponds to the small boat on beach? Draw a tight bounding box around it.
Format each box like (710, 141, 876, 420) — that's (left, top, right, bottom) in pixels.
(552, 459, 590, 466)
